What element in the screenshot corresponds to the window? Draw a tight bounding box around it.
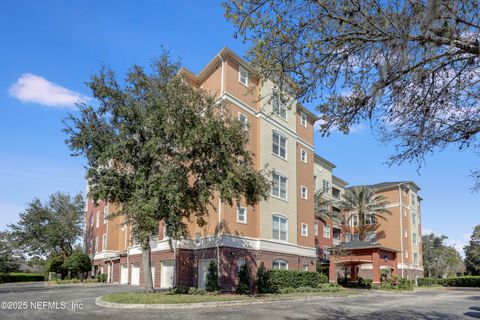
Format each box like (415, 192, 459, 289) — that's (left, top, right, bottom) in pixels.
(405, 231, 408, 238)
(103, 206, 108, 224)
(96, 211, 100, 228)
(272, 172, 287, 200)
(412, 232, 417, 244)
(412, 213, 417, 225)
(322, 180, 330, 192)
(239, 65, 248, 86)
(237, 258, 246, 272)
(314, 222, 318, 236)
(303, 264, 309, 271)
(272, 130, 287, 159)
(301, 223, 308, 237)
(366, 213, 376, 224)
(366, 232, 377, 243)
(300, 149, 307, 163)
(323, 223, 331, 238)
(163, 223, 168, 239)
(238, 113, 248, 130)
(272, 259, 288, 270)
(345, 233, 352, 242)
(237, 207, 247, 224)
(405, 250, 409, 259)
(272, 215, 288, 241)
(272, 90, 287, 120)
(300, 112, 307, 127)
(411, 194, 416, 207)
(332, 188, 340, 199)
(353, 234, 359, 241)
(301, 185, 308, 199)
(102, 233, 106, 251)
(333, 228, 341, 240)
(313, 175, 317, 189)
(413, 253, 418, 265)
(352, 214, 358, 226)
(89, 214, 93, 228)
(323, 246, 330, 260)
(95, 236, 99, 252)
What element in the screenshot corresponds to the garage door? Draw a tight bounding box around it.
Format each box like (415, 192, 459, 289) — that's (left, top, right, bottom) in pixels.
(120, 264, 128, 284)
(131, 263, 140, 286)
(160, 260, 174, 289)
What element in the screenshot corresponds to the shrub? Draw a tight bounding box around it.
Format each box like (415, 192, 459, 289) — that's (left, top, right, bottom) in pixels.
(188, 287, 206, 295)
(417, 277, 439, 286)
(440, 276, 480, 287)
(267, 270, 325, 291)
(62, 251, 91, 279)
(236, 264, 251, 294)
(205, 261, 219, 292)
(357, 277, 372, 289)
(0, 273, 45, 283)
(97, 273, 107, 283)
(255, 262, 270, 293)
(174, 285, 189, 294)
(318, 273, 328, 284)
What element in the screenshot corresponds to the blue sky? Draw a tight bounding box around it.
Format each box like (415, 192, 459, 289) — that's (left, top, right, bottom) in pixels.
(0, 0, 478, 254)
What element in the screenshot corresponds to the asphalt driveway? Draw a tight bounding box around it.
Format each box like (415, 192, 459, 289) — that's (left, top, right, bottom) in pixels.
(0, 282, 479, 319)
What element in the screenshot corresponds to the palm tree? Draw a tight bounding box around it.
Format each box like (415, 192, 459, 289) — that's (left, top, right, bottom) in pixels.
(313, 189, 340, 224)
(338, 186, 390, 241)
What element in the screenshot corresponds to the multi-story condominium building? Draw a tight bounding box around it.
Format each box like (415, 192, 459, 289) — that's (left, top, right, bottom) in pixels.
(84, 47, 319, 290)
(354, 182, 424, 279)
(84, 48, 423, 289)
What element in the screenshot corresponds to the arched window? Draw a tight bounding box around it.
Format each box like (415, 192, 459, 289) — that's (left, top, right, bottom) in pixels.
(272, 259, 288, 270)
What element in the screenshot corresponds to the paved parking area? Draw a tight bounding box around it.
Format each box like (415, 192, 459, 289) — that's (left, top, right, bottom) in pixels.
(0, 283, 479, 319)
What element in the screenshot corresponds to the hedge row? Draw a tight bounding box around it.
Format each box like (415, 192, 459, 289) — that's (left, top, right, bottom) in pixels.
(0, 273, 46, 283)
(267, 270, 328, 290)
(417, 276, 480, 287)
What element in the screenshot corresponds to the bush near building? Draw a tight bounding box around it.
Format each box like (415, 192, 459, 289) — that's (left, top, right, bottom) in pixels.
(417, 276, 480, 287)
(205, 261, 219, 292)
(236, 264, 251, 294)
(0, 273, 45, 283)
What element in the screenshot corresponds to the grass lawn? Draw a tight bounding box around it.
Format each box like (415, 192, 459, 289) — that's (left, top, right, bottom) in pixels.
(101, 288, 350, 304)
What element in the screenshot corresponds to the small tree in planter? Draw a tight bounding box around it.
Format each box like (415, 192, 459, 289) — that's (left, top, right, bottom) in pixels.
(236, 264, 250, 294)
(255, 262, 269, 293)
(206, 261, 219, 292)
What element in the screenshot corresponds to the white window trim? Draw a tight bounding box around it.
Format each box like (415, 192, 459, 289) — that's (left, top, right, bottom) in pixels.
(237, 207, 247, 224)
(103, 205, 108, 224)
(272, 89, 288, 121)
(272, 129, 288, 161)
(314, 222, 319, 236)
(96, 211, 100, 228)
(301, 185, 308, 200)
(238, 65, 249, 87)
(323, 223, 331, 238)
(238, 112, 248, 131)
(300, 149, 307, 163)
(272, 259, 288, 270)
(301, 223, 308, 237)
(272, 214, 288, 242)
(271, 171, 288, 201)
(95, 236, 99, 253)
(300, 112, 307, 127)
(102, 233, 106, 251)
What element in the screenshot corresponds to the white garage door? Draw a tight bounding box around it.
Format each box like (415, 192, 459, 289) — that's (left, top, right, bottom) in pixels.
(160, 260, 174, 289)
(120, 264, 128, 284)
(131, 263, 140, 286)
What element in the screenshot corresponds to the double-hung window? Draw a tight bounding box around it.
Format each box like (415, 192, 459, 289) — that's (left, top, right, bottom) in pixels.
(300, 149, 307, 163)
(314, 222, 318, 236)
(272, 90, 287, 120)
(323, 223, 331, 238)
(322, 180, 329, 192)
(272, 172, 287, 200)
(96, 211, 100, 228)
(237, 207, 247, 224)
(300, 112, 307, 127)
(301, 223, 308, 237)
(301, 185, 308, 199)
(238, 113, 248, 131)
(103, 206, 108, 224)
(272, 215, 288, 241)
(272, 130, 287, 159)
(239, 66, 248, 86)
(102, 233, 106, 251)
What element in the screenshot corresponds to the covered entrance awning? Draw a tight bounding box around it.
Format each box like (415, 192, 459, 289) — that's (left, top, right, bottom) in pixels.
(328, 241, 399, 284)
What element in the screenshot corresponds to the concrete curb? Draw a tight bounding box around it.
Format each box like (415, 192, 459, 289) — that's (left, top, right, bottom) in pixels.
(95, 293, 352, 310)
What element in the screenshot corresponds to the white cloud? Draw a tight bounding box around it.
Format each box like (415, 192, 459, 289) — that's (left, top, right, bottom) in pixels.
(9, 73, 89, 108)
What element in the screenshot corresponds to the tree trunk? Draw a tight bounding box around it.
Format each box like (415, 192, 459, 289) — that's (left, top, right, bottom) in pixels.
(142, 238, 154, 293)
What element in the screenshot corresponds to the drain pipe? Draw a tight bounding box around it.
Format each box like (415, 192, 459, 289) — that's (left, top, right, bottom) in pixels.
(398, 184, 405, 278)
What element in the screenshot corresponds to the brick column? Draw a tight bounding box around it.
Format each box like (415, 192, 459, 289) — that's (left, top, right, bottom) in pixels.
(350, 264, 358, 282)
(372, 249, 381, 284)
(329, 254, 337, 283)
